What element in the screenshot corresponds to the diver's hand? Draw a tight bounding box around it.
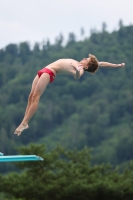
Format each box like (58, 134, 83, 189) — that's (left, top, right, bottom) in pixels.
(76, 65, 83, 71)
(117, 63, 125, 67)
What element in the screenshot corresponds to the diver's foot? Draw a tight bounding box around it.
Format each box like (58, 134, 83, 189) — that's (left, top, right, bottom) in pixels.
(14, 124, 29, 136)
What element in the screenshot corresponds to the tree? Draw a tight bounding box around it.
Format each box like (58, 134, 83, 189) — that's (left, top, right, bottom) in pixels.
(33, 42, 40, 54)
(55, 33, 64, 47)
(102, 22, 107, 32)
(18, 42, 31, 64)
(67, 32, 76, 45)
(80, 27, 85, 40)
(1, 144, 133, 200)
(5, 44, 18, 57)
(118, 19, 124, 29)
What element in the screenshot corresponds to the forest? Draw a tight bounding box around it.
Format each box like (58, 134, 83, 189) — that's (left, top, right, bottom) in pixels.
(1, 143, 133, 200)
(0, 22, 133, 176)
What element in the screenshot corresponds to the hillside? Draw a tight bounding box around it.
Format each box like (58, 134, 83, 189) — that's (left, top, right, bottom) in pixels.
(0, 25, 133, 172)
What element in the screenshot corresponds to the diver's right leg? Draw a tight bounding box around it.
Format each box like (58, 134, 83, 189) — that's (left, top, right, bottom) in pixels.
(23, 75, 39, 118)
(14, 73, 50, 136)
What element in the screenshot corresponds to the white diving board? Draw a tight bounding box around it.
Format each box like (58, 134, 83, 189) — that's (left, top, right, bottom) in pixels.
(0, 153, 43, 162)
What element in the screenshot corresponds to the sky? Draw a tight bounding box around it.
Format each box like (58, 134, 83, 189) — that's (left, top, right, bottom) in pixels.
(0, 0, 133, 49)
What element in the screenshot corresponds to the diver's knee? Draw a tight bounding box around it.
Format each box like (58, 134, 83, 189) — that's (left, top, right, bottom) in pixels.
(31, 93, 40, 103)
(28, 93, 33, 101)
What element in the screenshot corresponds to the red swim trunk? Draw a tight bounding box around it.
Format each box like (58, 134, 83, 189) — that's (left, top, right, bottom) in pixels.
(37, 68, 55, 83)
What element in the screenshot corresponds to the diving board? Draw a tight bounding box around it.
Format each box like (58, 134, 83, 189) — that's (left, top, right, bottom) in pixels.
(0, 153, 43, 162)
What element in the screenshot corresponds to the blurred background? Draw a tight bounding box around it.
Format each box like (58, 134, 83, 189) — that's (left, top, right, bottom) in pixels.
(0, 0, 133, 174)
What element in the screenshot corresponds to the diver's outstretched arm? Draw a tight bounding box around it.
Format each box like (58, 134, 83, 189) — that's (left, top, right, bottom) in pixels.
(98, 62, 125, 68)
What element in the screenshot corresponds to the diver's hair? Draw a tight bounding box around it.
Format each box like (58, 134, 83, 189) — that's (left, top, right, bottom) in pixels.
(85, 54, 99, 73)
